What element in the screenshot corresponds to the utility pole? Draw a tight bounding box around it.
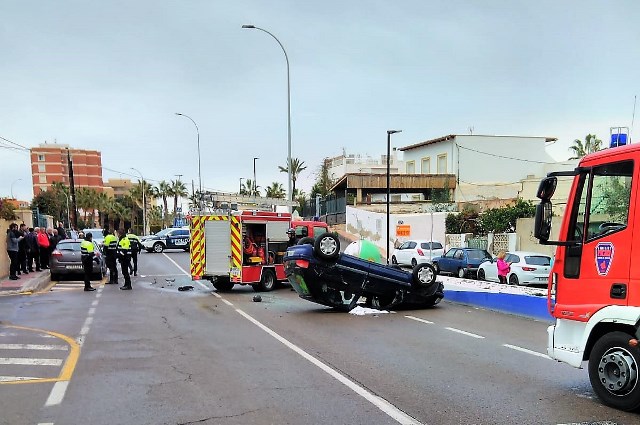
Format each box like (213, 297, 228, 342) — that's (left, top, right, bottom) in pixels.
(66, 148, 78, 230)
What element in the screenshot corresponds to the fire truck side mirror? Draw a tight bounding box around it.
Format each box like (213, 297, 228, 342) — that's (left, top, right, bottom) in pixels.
(536, 176, 557, 200)
(534, 201, 553, 242)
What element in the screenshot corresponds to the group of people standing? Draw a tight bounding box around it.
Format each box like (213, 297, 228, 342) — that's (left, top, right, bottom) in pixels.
(93, 228, 141, 292)
(5, 221, 67, 281)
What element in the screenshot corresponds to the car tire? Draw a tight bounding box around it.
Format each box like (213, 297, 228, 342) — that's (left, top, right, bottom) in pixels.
(297, 237, 315, 246)
(314, 233, 340, 261)
(458, 268, 466, 278)
(411, 258, 417, 268)
(508, 274, 519, 285)
(153, 242, 164, 253)
(212, 277, 234, 292)
(477, 269, 486, 281)
(254, 269, 276, 292)
(391, 255, 398, 265)
(588, 331, 640, 411)
(412, 263, 437, 290)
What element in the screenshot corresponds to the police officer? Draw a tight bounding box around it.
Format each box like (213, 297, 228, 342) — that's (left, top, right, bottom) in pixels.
(117, 229, 132, 290)
(80, 233, 97, 292)
(126, 229, 142, 276)
(103, 229, 119, 284)
(286, 228, 297, 247)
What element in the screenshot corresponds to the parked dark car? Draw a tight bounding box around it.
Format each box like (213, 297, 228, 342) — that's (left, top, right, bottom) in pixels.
(284, 234, 444, 311)
(432, 248, 493, 278)
(49, 239, 107, 281)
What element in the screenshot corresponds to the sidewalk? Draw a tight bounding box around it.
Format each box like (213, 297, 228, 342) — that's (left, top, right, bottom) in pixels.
(0, 269, 54, 296)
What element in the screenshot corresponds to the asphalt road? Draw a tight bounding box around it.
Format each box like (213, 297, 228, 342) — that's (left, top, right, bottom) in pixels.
(0, 251, 638, 425)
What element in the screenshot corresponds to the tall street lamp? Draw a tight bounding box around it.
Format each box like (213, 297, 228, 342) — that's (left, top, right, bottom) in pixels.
(242, 24, 292, 202)
(386, 129, 402, 264)
(253, 157, 259, 203)
(10, 178, 22, 199)
(130, 168, 146, 236)
(175, 113, 202, 210)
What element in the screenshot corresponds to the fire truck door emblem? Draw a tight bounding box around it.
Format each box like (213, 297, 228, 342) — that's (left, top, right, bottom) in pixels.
(595, 242, 614, 276)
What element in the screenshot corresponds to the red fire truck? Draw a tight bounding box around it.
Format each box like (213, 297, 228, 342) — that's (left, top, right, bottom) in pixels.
(190, 210, 328, 292)
(535, 142, 640, 410)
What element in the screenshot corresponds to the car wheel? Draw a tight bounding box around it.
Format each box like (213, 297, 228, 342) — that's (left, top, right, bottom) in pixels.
(508, 274, 519, 285)
(391, 255, 398, 265)
(297, 237, 315, 246)
(458, 268, 466, 278)
(212, 277, 234, 292)
(433, 262, 440, 275)
(254, 269, 276, 292)
(411, 258, 418, 268)
(412, 263, 437, 289)
(153, 242, 164, 253)
(314, 233, 340, 261)
(588, 331, 640, 411)
(477, 269, 486, 281)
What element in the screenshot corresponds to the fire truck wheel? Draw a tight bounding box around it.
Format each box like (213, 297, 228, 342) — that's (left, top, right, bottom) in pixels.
(254, 269, 276, 292)
(588, 331, 640, 411)
(297, 237, 315, 246)
(314, 233, 340, 261)
(212, 278, 234, 292)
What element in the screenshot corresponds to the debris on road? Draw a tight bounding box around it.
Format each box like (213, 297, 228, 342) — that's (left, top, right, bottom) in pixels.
(349, 306, 393, 316)
(178, 285, 194, 292)
(253, 295, 262, 302)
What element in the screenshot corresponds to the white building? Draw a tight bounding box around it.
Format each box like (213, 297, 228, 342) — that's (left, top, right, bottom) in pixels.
(326, 149, 404, 182)
(398, 134, 573, 203)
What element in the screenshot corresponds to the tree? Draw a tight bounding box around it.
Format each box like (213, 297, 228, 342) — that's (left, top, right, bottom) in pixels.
(156, 180, 171, 226)
(265, 182, 286, 198)
(278, 157, 307, 198)
(310, 158, 333, 198)
(569, 134, 603, 160)
(479, 200, 536, 233)
(170, 180, 188, 214)
(445, 206, 480, 234)
(0, 198, 18, 220)
(243, 179, 260, 197)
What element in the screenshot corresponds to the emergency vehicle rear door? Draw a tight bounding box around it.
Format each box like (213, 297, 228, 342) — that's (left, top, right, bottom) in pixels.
(204, 220, 231, 275)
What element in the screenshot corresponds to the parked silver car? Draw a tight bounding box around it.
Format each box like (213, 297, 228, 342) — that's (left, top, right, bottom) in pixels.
(49, 239, 107, 281)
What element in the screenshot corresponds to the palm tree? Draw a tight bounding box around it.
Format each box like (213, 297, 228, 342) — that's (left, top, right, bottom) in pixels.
(569, 134, 603, 159)
(170, 180, 188, 215)
(278, 157, 307, 199)
(95, 191, 110, 228)
(243, 179, 260, 197)
(156, 180, 171, 227)
(265, 182, 286, 198)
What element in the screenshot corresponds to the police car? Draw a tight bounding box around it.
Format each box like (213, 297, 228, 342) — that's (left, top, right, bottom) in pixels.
(141, 226, 190, 253)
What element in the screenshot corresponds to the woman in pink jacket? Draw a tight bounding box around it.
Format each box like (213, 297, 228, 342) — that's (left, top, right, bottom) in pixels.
(496, 250, 511, 285)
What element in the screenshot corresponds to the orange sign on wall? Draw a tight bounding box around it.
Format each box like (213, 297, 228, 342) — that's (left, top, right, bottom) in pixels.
(396, 224, 411, 237)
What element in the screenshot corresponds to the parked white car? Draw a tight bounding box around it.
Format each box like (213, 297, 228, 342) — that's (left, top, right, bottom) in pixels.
(391, 240, 444, 267)
(477, 251, 551, 286)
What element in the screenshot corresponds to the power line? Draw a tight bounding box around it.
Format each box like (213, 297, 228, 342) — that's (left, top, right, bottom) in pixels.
(456, 144, 572, 164)
(0, 135, 29, 151)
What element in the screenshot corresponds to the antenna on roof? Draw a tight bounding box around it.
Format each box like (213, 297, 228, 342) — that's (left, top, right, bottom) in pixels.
(631, 95, 637, 143)
(468, 126, 474, 135)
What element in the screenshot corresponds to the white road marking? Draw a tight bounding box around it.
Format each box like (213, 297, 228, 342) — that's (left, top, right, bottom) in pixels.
(88, 307, 96, 315)
(221, 299, 234, 306)
(37, 423, 54, 425)
(91, 300, 99, 306)
(0, 358, 63, 366)
(233, 308, 423, 425)
(444, 327, 485, 339)
(83, 317, 93, 327)
(503, 344, 551, 359)
(45, 381, 69, 406)
(212, 292, 222, 299)
(96, 292, 102, 298)
(162, 253, 210, 290)
(0, 376, 40, 382)
(0, 344, 68, 351)
(404, 315, 434, 325)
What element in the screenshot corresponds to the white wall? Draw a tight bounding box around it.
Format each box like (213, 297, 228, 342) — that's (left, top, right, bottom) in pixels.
(346, 206, 447, 254)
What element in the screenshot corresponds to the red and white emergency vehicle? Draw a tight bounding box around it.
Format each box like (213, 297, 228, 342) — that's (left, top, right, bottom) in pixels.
(190, 210, 328, 292)
(535, 142, 640, 410)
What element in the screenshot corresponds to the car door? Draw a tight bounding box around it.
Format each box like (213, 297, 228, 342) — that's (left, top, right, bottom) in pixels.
(482, 258, 499, 282)
(171, 229, 190, 249)
(405, 241, 417, 264)
(439, 248, 458, 273)
(396, 241, 411, 265)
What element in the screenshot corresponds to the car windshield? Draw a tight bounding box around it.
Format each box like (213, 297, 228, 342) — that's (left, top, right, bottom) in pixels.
(421, 242, 442, 250)
(155, 228, 172, 237)
(525, 255, 551, 266)
(314, 226, 327, 237)
(83, 229, 104, 239)
(57, 241, 81, 251)
(468, 250, 491, 260)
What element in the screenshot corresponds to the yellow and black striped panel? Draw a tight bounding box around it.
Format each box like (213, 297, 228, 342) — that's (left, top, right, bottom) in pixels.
(190, 215, 229, 279)
(230, 215, 242, 281)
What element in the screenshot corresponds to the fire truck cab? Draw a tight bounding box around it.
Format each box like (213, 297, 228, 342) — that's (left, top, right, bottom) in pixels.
(190, 210, 328, 293)
(534, 143, 640, 411)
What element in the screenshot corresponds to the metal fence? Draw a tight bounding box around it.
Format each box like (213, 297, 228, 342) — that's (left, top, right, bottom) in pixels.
(301, 195, 346, 221)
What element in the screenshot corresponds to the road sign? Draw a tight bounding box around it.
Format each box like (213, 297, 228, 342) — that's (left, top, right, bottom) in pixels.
(396, 224, 410, 237)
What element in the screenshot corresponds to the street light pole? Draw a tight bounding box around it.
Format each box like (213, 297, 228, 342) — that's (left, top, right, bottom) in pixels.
(239, 177, 244, 195)
(10, 178, 22, 199)
(242, 24, 292, 202)
(253, 157, 259, 204)
(175, 113, 202, 211)
(386, 130, 402, 264)
(130, 168, 146, 236)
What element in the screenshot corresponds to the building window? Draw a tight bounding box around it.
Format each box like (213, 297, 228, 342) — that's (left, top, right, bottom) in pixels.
(421, 157, 430, 174)
(37, 154, 45, 161)
(406, 161, 415, 174)
(39, 175, 47, 183)
(38, 164, 46, 172)
(40, 186, 46, 192)
(437, 154, 447, 173)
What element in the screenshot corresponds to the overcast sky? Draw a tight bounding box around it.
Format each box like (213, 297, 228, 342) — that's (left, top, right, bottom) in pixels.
(1, 1, 639, 203)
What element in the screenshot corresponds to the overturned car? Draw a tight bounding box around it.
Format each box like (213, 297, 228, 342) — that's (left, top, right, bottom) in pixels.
(284, 233, 444, 311)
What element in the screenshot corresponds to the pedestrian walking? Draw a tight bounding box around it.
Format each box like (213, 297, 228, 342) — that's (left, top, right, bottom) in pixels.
(6, 223, 22, 280)
(37, 227, 50, 269)
(496, 250, 511, 285)
(103, 229, 119, 284)
(80, 233, 97, 292)
(25, 227, 40, 272)
(126, 229, 141, 276)
(117, 229, 132, 290)
(17, 223, 29, 275)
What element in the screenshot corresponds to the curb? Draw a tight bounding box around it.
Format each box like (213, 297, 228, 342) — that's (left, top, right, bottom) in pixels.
(444, 289, 553, 322)
(0, 272, 54, 296)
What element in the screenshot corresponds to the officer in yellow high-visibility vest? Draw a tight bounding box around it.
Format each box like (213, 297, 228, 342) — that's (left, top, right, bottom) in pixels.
(117, 229, 132, 290)
(126, 229, 142, 276)
(80, 233, 97, 292)
(103, 229, 119, 284)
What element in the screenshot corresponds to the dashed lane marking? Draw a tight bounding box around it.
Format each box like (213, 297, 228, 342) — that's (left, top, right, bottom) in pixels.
(405, 315, 434, 325)
(503, 344, 551, 359)
(162, 253, 210, 291)
(444, 327, 485, 339)
(0, 344, 68, 351)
